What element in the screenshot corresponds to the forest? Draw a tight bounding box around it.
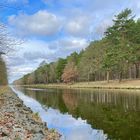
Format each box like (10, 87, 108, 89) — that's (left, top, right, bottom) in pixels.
(14, 9, 140, 85)
(0, 57, 8, 85)
(0, 23, 10, 85)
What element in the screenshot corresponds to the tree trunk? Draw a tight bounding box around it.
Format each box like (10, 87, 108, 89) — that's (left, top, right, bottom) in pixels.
(87, 72, 90, 84)
(94, 71, 96, 81)
(119, 71, 122, 83)
(107, 71, 110, 83)
(129, 66, 132, 79)
(135, 63, 139, 79)
(99, 71, 101, 81)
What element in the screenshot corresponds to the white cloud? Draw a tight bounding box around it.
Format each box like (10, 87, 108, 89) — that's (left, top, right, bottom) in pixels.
(7, 0, 140, 83)
(7, 0, 28, 4)
(9, 65, 35, 83)
(59, 37, 88, 50)
(95, 19, 113, 37)
(7, 0, 17, 2)
(10, 66, 33, 75)
(65, 16, 92, 37)
(8, 10, 62, 36)
(7, 37, 88, 82)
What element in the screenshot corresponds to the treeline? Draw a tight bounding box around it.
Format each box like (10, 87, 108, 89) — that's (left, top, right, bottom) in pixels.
(0, 23, 8, 85)
(0, 56, 8, 85)
(0, 22, 17, 85)
(15, 9, 140, 85)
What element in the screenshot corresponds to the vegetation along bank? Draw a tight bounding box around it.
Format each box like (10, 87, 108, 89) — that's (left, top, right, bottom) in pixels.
(14, 9, 140, 87)
(21, 79, 140, 90)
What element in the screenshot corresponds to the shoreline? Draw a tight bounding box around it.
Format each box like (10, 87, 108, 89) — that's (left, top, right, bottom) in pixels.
(0, 87, 60, 140)
(20, 79, 140, 90)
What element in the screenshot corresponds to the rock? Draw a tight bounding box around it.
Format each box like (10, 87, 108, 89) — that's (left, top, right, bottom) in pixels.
(0, 91, 61, 140)
(15, 103, 22, 107)
(1, 128, 9, 137)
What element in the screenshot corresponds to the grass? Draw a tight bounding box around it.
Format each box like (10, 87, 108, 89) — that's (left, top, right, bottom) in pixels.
(0, 86, 9, 106)
(0, 86, 9, 94)
(32, 112, 42, 123)
(21, 79, 140, 90)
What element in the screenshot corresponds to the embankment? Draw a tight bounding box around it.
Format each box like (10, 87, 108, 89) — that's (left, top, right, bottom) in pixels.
(0, 87, 60, 140)
(22, 79, 140, 90)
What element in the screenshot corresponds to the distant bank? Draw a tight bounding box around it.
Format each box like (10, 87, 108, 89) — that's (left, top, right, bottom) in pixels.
(20, 79, 140, 90)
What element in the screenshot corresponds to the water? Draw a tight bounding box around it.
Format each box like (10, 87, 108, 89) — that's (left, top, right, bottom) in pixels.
(11, 86, 140, 140)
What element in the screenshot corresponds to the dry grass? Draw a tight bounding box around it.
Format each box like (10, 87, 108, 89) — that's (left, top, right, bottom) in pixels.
(0, 86, 9, 106)
(71, 79, 140, 89)
(0, 86, 9, 94)
(22, 79, 140, 90)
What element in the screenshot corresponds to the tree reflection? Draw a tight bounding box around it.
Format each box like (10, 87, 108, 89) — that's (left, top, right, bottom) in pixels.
(23, 88, 140, 140)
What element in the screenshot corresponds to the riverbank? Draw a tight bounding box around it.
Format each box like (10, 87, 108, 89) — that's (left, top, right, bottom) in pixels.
(22, 79, 140, 90)
(0, 86, 60, 140)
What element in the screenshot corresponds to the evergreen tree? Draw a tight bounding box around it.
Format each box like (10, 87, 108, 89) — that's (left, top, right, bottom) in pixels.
(0, 56, 8, 85)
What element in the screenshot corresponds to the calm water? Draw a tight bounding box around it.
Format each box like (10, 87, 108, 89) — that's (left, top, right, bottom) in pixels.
(11, 87, 140, 140)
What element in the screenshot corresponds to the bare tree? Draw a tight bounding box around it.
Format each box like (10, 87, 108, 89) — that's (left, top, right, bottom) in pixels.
(0, 23, 21, 55)
(0, 21, 22, 85)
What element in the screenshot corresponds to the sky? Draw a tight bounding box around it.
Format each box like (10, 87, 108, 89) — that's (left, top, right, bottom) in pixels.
(1, 0, 140, 83)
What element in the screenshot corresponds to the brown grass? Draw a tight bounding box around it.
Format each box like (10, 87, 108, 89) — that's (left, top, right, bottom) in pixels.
(0, 86, 9, 106)
(22, 79, 140, 90)
(0, 86, 9, 94)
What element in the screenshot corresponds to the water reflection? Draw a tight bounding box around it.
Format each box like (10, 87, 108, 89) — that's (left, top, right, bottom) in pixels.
(12, 87, 107, 140)
(43, 108, 107, 140)
(13, 87, 140, 140)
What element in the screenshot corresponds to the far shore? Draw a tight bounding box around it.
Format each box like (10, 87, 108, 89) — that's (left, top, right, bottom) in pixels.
(18, 79, 140, 90)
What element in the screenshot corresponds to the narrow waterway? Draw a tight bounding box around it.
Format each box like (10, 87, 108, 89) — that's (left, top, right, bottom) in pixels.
(11, 86, 140, 140)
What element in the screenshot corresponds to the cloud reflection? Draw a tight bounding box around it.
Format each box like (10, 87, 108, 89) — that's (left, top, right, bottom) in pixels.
(11, 86, 107, 140)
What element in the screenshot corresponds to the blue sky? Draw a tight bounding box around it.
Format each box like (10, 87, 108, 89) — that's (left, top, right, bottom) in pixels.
(1, 0, 140, 82)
